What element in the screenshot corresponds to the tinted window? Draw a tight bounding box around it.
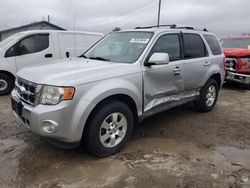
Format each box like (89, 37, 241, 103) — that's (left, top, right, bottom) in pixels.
(5, 45, 17, 57)
(183, 34, 207, 59)
(150, 34, 181, 61)
(18, 34, 49, 55)
(204, 35, 222, 55)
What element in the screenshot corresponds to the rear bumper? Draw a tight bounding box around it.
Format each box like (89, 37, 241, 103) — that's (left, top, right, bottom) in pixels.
(226, 71, 250, 85)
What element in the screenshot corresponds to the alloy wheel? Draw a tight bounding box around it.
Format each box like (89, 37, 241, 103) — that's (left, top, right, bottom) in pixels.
(206, 85, 216, 107)
(0, 79, 8, 92)
(99, 112, 128, 148)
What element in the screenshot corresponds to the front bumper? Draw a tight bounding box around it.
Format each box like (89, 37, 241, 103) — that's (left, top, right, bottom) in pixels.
(11, 89, 94, 145)
(226, 71, 250, 85)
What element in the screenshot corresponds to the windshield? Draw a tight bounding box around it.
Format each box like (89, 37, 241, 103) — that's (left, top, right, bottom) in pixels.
(84, 31, 153, 63)
(0, 32, 23, 48)
(221, 38, 250, 49)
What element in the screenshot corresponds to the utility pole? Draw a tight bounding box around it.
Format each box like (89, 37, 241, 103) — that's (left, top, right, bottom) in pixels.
(157, 0, 162, 27)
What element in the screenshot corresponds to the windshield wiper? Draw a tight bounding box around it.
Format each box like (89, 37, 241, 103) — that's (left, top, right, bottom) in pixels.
(89, 56, 110, 61)
(79, 54, 87, 58)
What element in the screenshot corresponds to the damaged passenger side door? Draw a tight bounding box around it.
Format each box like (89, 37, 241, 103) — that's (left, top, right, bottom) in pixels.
(143, 33, 184, 115)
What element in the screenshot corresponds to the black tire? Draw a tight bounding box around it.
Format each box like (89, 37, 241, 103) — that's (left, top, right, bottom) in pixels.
(194, 79, 219, 112)
(0, 73, 15, 96)
(83, 100, 134, 157)
(247, 83, 250, 90)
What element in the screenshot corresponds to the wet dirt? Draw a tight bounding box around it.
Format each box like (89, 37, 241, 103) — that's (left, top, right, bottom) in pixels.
(0, 84, 250, 188)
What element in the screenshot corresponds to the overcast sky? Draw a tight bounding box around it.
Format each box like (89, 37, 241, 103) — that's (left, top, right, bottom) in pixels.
(0, 0, 249, 37)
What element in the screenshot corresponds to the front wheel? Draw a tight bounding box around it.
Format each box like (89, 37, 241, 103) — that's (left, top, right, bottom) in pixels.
(0, 73, 15, 96)
(194, 79, 219, 112)
(247, 84, 250, 90)
(84, 100, 134, 157)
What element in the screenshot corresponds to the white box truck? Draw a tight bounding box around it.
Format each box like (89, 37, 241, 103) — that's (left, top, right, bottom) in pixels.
(0, 30, 103, 95)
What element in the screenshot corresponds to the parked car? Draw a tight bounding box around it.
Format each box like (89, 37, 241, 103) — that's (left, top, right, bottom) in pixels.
(11, 25, 225, 157)
(0, 30, 103, 95)
(221, 36, 250, 88)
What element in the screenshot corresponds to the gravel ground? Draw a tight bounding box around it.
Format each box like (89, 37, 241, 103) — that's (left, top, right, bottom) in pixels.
(0, 84, 250, 188)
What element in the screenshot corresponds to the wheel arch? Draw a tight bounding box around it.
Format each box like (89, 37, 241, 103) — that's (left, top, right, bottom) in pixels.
(84, 93, 139, 132)
(0, 70, 15, 81)
(208, 73, 222, 89)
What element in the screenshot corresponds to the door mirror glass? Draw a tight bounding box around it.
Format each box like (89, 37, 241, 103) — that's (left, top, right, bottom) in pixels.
(147, 53, 169, 65)
(66, 51, 70, 58)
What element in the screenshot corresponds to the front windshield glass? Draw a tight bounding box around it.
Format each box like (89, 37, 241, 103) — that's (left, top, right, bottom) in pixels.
(221, 38, 250, 49)
(84, 31, 154, 63)
(0, 32, 23, 48)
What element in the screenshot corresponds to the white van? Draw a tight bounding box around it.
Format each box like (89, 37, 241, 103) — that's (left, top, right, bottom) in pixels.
(0, 30, 103, 95)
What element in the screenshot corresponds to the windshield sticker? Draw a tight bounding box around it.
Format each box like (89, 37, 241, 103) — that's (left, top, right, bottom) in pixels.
(248, 45, 250, 49)
(130, 38, 150, 44)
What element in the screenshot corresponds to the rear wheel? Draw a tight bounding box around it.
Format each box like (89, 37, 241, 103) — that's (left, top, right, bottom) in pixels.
(0, 73, 14, 96)
(84, 100, 134, 157)
(195, 79, 219, 112)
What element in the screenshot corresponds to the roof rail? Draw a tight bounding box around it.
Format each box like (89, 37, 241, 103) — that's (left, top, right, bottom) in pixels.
(134, 24, 176, 29)
(135, 24, 208, 32)
(170, 25, 208, 32)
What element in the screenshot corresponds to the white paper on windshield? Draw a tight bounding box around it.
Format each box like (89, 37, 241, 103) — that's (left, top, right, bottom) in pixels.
(130, 38, 150, 44)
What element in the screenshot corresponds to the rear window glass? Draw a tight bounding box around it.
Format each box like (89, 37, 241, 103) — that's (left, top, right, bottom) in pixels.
(204, 35, 222, 55)
(183, 34, 207, 59)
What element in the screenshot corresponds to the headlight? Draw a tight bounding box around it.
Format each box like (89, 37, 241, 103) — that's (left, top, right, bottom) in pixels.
(241, 57, 250, 69)
(40, 85, 75, 105)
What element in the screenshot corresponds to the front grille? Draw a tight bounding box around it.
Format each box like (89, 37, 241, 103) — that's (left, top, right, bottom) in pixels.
(15, 77, 40, 106)
(225, 57, 237, 72)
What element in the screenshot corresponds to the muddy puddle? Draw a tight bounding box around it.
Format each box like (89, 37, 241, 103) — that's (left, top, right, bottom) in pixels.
(1, 136, 250, 188)
(0, 87, 250, 187)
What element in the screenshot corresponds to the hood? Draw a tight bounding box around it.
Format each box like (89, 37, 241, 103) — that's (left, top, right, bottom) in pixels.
(17, 58, 140, 86)
(223, 48, 250, 57)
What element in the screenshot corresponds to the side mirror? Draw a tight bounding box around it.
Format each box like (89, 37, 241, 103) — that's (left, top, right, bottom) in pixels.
(66, 52, 70, 58)
(147, 53, 170, 66)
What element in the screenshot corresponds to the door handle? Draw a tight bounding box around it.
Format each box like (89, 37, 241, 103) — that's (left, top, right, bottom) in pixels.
(173, 66, 181, 75)
(203, 62, 211, 66)
(45, 53, 53, 58)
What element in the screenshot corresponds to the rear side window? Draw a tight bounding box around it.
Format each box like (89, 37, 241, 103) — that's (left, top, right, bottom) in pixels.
(183, 33, 207, 59)
(18, 34, 49, 55)
(204, 35, 222, 55)
(150, 34, 181, 61)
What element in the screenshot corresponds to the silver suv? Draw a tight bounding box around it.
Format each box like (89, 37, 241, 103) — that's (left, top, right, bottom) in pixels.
(11, 25, 225, 157)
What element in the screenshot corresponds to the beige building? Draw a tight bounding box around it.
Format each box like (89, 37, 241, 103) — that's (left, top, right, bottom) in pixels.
(0, 21, 65, 41)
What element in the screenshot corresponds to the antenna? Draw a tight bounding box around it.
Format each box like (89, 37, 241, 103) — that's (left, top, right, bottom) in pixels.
(47, 15, 50, 23)
(157, 0, 162, 27)
(74, 14, 76, 57)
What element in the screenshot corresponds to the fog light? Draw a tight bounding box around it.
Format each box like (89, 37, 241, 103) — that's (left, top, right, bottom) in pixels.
(42, 120, 58, 133)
